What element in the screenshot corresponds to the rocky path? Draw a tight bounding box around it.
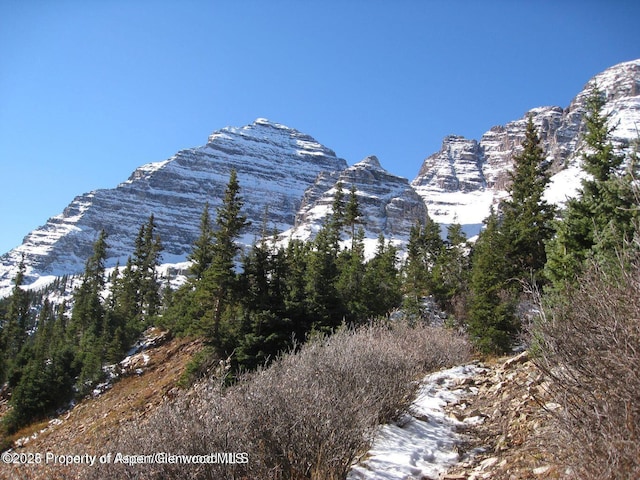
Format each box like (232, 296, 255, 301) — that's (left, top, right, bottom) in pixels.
(349, 350, 566, 480)
(443, 351, 564, 480)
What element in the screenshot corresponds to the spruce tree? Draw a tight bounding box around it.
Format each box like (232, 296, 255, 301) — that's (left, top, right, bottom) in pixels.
(327, 181, 346, 248)
(467, 209, 517, 354)
(198, 169, 250, 344)
(102, 265, 129, 362)
(2, 255, 32, 381)
(112, 256, 141, 342)
(282, 239, 312, 339)
(136, 215, 163, 321)
(363, 233, 402, 318)
(69, 230, 108, 340)
(336, 227, 367, 323)
(402, 217, 444, 316)
(236, 238, 292, 369)
(431, 221, 469, 318)
(189, 202, 214, 280)
(68, 230, 109, 394)
(304, 225, 342, 329)
(545, 86, 639, 287)
(500, 116, 555, 284)
(345, 185, 363, 249)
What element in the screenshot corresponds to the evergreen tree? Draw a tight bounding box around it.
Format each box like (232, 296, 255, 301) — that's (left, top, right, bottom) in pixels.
(69, 230, 108, 340)
(431, 221, 470, 318)
(111, 256, 141, 343)
(198, 169, 250, 344)
(281, 239, 312, 339)
(102, 265, 129, 362)
(4, 299, 77, 433)
(2, 255, 32, 382)
(363, 234, 402, 318)
(345, 185, 363, 249)
(500, 116, 555, 284)
(336, 227, 367, 323)
(303, 184, 355, 329)
(236, 238, 292, 369)
(304, 225, 342, 329)
(467, 209, 518, 354)
(546, 86, 639, 287)
(135, 214, 163, 321)
(402, 217, 445, 316)
(189, 202, 214, 280)
(68, 230, 109, 393)
(327, 181, 346, 248)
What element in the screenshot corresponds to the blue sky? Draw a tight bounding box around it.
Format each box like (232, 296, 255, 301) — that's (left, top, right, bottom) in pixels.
(1, 0, 639, 255)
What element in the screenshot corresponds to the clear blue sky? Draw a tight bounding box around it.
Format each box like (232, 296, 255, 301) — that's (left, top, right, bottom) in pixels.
(1, 0, 639, 255)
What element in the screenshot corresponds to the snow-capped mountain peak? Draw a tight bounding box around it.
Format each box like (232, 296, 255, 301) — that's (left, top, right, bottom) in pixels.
(411, 59, 640, 238)
(0, 119, 346, 296)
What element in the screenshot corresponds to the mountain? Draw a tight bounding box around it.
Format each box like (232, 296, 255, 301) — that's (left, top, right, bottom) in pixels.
(282, 155, 429, 250)
(0, 119, 347, 296)
(412, 59, 640, 237)
(1, 59, 639, 296)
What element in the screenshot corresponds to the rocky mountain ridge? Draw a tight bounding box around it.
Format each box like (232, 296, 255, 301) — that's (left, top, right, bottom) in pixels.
(282, 155, 429, 249)
(0, 120, 348, 295)
(413, 59, 640, 237)
(1, 59, 639, 296)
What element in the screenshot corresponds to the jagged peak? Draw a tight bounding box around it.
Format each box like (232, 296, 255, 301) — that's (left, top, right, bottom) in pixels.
(443, 134, 471, 142)
(573, 58, 640, 106)
(252, 117, 285, 128)
(441, 135, 477, 147)
(205, 118, 340, 159)
(354, 155, 382, 169)
(598, 58, 640, 76)
(207, 118, 299, 144)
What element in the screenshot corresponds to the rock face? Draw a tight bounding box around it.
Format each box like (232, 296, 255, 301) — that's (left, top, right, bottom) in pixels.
(283, 155, 428, 250)
(412, 59, 640, 238)
(0, 119, 347, 294)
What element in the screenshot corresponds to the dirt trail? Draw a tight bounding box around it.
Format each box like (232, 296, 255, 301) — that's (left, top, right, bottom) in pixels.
(442, 351, 565, 480)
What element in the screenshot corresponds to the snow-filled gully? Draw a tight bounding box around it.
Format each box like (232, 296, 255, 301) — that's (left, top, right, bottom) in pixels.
(348, 364, 484, 480)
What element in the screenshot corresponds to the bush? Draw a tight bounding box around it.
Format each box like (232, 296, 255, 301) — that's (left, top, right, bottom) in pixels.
(533, 251, 640, 479)
(88, 319, 470, 480)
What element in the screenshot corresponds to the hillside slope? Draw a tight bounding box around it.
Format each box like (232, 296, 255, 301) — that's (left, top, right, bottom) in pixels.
(2, 348, 566, 480)
(0, 332, 203, 480)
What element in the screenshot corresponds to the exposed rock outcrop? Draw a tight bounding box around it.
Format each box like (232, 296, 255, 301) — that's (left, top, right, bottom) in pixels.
(284, 155, 428, 249)
(412, 59, 640, 238)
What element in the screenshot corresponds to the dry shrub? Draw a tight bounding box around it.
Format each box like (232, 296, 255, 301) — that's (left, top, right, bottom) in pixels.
(87, 320, 470, 480)
(533, 252, 640, 479)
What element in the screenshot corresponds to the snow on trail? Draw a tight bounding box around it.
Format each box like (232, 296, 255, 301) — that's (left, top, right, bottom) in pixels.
(348, 364, 483, 480)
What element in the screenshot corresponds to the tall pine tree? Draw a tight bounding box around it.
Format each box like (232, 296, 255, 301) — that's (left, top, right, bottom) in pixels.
(363, 234, 402, 318)
(500, 116, 555, 285)
(546, 86, 639, 287)
(1, 255, 32, 383)
(198, 169, 250, 345)
(189, 202, 215, 280)
(467, 209, 517, 354)
(69, 230, 109, 394)
(431, 221, 470, 319)
(402, 216, 444, 316)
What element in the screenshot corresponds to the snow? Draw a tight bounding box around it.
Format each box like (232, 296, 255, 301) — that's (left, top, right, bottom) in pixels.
(348, 364, 483, 480)
(544, 161, 586, 207)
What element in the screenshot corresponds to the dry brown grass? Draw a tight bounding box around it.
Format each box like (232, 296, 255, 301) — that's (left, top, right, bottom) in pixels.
(88, 320, 471, 480)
